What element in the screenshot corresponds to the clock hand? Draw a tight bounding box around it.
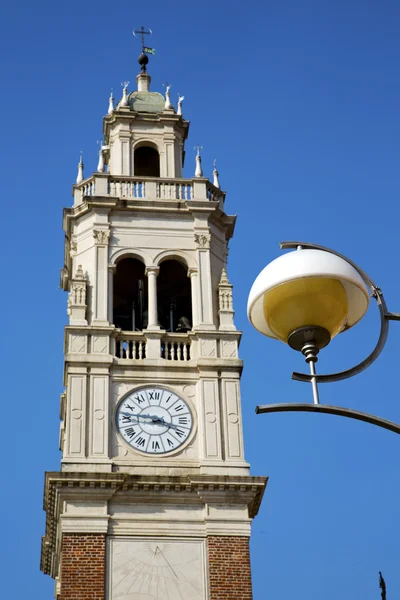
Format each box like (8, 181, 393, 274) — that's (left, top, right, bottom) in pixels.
(121, 413, 171, 426)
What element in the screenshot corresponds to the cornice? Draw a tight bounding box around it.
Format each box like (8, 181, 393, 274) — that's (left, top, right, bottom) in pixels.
(41, 472, 267, 577)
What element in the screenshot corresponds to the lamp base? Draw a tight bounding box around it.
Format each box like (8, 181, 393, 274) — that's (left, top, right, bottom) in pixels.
(287, 326, 331, 352)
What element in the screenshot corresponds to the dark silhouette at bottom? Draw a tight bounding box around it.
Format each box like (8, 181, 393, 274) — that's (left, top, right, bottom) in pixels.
(379, 571, 386, 600)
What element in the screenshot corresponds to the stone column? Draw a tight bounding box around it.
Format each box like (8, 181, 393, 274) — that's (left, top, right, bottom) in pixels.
(93, 229, 110, 325)
(188, 268, 199, 328)
(146, 266, 160, 330)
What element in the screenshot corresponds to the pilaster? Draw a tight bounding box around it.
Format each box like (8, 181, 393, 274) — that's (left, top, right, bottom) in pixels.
(92, 229, 110, 325)
(195, 232, 216, 330)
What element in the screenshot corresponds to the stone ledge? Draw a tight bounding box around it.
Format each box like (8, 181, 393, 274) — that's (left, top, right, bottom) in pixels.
(41, 472, 267, 577)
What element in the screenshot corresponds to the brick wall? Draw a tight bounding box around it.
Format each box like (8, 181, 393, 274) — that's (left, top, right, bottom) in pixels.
(207, 536, 253, 599)
(60, 534, 106, 600)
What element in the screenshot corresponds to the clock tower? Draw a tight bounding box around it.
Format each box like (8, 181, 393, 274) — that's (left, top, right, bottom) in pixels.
(41, 46, 267, 600)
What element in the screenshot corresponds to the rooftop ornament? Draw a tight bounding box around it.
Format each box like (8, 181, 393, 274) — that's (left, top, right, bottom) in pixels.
(194, 146, 203, 177)
(133, 26, 155, 72)
(177, 93, 184, 116)
(247, 241, 400, 434)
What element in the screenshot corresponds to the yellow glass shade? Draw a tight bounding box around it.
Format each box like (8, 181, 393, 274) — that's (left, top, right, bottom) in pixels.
(263, 276, 348, 342)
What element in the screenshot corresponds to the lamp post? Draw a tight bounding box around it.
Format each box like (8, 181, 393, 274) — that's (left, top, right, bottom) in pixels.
(247, 241, 400, 434)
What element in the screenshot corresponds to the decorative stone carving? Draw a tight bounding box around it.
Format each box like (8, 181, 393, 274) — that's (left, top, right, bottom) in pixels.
(218, 268, 236, 331)
(68, 334, 87, 354)
(69, 241, 77, 257)
(93, 229, 110, 245)
(92, 335, 108, 354)
(194, 233, 210, 249)
(200, 339, 217, 358)
(221, 340, 238, 358)
(68, 265, 88, 326)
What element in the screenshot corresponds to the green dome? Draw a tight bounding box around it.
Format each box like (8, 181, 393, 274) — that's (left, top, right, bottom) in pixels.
(128, 91, 165, 113)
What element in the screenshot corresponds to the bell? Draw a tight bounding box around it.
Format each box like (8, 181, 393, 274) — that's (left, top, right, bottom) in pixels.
(176, 316, 191, 332)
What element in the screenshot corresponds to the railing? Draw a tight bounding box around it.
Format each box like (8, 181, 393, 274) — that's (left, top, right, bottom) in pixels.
(115, 333, 146, 359)
(109, 179, 145, 198)
(82, 179, 95, 197)
(74, 175, 225, 205)
(161, 335, 191, 361)
(157, 180, 193, 200)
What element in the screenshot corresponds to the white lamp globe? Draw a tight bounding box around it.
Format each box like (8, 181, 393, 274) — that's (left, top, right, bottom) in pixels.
(247, 249, 370, 349)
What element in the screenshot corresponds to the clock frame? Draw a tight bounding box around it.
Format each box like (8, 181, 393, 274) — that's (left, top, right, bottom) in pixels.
(115, 385, 196, 457)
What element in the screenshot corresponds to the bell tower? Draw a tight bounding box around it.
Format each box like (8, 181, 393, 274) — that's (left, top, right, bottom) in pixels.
(41, 41, 267, 600)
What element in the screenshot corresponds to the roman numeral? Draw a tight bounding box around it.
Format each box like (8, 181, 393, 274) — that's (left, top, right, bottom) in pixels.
(135, 437, 146, 447)
(149, 391, 161, 401)
(166, 437, 175, 447)
(125, 427, 136, 439)
(134, 394, 146, 404)
(122, 415, 131, 423)
(174, 404, 184, 412)
(164, 395, 172, 403)
(175, 428, 185, 438)
(178, 416, 188, 425)
(126, 404, 135, 412)
(152, 440, 161, 450)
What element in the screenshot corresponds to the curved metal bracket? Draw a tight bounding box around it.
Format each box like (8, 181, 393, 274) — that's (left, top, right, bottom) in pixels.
(280, 241, 399, 384)
(256, 403, 400, 435)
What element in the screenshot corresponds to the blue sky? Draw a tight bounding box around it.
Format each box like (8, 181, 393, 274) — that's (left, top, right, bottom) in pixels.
(1, 0, 400, 598)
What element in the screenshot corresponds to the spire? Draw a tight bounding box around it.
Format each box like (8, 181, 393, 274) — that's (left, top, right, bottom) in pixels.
(97, 141, 105, 173)
(108, 90, 114, 115)
(177, 93, 184, 116)
(194, 146, 203, 177)
(164, 84, 173, 110)
(120, 81, 129, 107)
(213, 160, 220, 189)
(218, 268, 236, 331)
(219, 268, 230, 285)
(76, 153, 84, 184)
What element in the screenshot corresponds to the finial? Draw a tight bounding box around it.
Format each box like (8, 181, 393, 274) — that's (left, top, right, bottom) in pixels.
(97, 141, 105, 173)
(219, 268, 230, 285)
(75, 265, 85, 279)
(76, 152, 84, 184)
(177, 93, 185, 116)
(163, 83, 173, 110)
(133, 27, 154, 73)
(120, 81, 129, 107)
(213, 159, 220, 189)
(194, 146, 203, 177)
(108, 90, 114, 115)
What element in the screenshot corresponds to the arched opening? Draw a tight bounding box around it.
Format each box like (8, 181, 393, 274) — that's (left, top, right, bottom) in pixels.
(158, 260, 192, 332)
(134, 146, 160, 177)
(113, 258, 148, 330)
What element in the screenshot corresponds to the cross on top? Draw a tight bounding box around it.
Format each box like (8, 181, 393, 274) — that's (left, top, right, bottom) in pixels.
(133, 26, 152, 51)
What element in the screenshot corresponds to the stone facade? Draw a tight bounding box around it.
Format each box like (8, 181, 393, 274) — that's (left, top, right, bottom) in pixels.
(41, 62, 267, 599)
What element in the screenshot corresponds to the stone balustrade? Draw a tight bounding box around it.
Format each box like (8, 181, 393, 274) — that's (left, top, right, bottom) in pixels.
(115, 333, 147, 360)
(161, 335, 191, 361)
(114, 331, 191, 361)
(73, 174, 224, 205)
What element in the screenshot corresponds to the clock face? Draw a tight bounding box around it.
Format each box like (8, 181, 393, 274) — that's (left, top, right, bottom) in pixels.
(116, 386, 194, 455)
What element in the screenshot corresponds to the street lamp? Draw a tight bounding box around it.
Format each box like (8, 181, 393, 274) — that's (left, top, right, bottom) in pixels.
(248, 241, 400, 433)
